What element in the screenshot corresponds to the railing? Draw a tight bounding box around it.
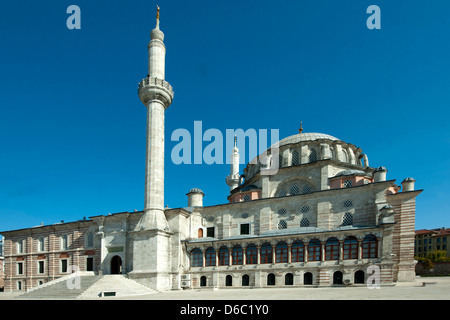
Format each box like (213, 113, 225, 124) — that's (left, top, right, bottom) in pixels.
(138, 77, 173, 94)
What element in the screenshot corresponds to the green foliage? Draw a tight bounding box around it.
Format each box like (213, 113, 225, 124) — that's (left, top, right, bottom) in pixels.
(416, 250, 450, 269)
(425, 250, 450, 262)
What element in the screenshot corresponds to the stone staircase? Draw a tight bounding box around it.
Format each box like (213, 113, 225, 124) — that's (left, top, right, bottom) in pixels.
(78, 275, 157, 299)
(17, 274, 157, 299)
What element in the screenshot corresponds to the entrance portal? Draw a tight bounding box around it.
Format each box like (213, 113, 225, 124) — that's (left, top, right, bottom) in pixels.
(111, 255, 122, 274)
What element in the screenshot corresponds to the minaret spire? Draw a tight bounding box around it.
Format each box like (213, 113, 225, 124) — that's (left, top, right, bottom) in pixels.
(226, 136, 241, 192)
(155, 5, 160, 29)
(136, 5, 174, 230)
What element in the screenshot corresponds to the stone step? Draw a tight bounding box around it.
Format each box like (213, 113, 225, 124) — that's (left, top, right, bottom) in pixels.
(78, 274, 157, 299)
(18, 275, 103, 299)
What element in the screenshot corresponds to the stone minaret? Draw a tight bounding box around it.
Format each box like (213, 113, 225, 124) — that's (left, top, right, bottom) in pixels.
(137, 6, 174, 231)
(226, 136, 240, 191)
(130, 7, 174, 291)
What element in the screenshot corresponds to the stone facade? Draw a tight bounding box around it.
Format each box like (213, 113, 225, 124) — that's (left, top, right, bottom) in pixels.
(0, 9, 422, 292)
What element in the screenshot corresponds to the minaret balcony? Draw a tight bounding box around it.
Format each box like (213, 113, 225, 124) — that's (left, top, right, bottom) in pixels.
(138, 77, 174, 107)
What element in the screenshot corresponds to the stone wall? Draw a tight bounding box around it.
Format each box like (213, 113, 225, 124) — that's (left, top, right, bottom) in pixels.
(416, 261, 450, 276)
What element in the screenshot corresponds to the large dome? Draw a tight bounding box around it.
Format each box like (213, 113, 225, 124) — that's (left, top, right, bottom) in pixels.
(275, 132, 340, 148)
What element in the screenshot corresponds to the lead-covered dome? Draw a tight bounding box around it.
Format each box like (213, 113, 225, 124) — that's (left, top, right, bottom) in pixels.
(276, 132, 340, 148)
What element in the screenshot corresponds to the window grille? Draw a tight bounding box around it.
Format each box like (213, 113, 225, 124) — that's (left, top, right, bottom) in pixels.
(278, 188, 287, 197)
(292, 150, 300, 166)
(302, 184, 312, 194)
(241, 213, 248, 219)
(325, 238, 340, 260)
(243, 194, 250, 201)
(309, 149, 318, 163)
(278, 220, 287, 230)
(277, 208, 287, 216)
(342, 212, 353, 226)
(343, 180, 353, 188)
(300, 205, 310, 213)
(344, 200, 353, 208)
(290, 184, 300, 195)
(300, 218, 310, 227)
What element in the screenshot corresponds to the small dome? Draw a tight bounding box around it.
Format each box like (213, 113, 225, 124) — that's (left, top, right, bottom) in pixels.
(187, 188, 204, 195)
(333, 169, 369, 178)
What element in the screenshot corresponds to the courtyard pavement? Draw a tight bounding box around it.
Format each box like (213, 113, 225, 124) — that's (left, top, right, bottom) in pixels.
(2, 276, 449, 300)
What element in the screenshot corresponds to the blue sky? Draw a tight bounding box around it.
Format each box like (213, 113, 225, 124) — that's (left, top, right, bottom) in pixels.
(0, 0, 449, 232)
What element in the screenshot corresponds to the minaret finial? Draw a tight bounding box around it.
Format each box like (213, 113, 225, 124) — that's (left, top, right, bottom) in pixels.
(156, 5, 160, 29)
(298, 121, 303, 134)
(234, 135, 237, 147)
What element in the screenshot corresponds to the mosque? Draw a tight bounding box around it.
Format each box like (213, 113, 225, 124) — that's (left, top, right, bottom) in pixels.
(1, 8, 422, 293)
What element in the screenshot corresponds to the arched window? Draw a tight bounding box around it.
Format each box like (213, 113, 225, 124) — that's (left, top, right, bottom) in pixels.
(342, 212, 353, 226)
(354, 270, 365, 284)
(242, 274, 250, 286)
(246, 244, 258, 264)
(267, 273, 275, 286)
(278, 188, 287, 197)
(232, 245, 243, 265)
(278, 154, 283, 168)
(309, 148, 317, 163)
(308, 239, 321, 261)
(198, 228, 203, 238)
(300, 218, 310, 227)
(218, 246, 229, 266)
(275, 241, 288, 263)
(285, 273, 294, 285)
(205, 247, 216, 266)
(278, 220, 287, 230)
(362, 234, 378, 258)
(260, 243, 273, 264)
(342, 149, 348, 163)
(344, 236, 358, 259)
(243, 194, 250, 202)
(304, 272, 313, 285)
(325, 237, 339, 260)
(200, 276, 207, 287)
(225, 275, 232, 287)
(302, 184, 312, 194)
(290, 184, 300, 195)
(333, 271, 343, 285)
(190, 248, 203, 267)
(292, 150, 300, 166)
(291, 240, 304, 262)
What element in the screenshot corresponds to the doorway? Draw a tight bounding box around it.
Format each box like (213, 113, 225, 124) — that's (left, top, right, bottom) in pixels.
(111, 255, 122, 274)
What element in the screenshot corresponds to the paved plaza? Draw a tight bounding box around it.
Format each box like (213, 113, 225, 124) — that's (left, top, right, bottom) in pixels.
(1, 276, 449, 300)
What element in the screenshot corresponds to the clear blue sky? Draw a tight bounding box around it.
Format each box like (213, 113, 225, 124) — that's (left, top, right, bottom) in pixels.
(1, 0, 449, 232)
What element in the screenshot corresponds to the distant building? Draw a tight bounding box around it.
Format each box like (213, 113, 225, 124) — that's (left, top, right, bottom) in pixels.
(415, 228, 450, 257)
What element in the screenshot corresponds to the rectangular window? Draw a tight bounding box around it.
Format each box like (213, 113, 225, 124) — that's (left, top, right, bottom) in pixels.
(17, 262, 23, 275)
(86, 257, 94, 271)
(206, 227, 215, 238)
(17, 240, 24, 254)
(61, 259, 68, 273)
(38, 261, 45, 274)
(240, 224, 250, 235)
